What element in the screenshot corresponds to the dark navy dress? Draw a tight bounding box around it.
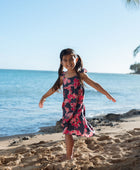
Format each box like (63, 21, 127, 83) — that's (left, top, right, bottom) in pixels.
(61, 69, 95, 137)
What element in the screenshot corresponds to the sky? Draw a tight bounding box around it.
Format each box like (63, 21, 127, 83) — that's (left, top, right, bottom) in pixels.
(0, 0, 140, 73)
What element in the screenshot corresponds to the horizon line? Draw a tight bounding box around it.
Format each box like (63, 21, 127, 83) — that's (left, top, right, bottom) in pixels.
(0, 68, 131, 74)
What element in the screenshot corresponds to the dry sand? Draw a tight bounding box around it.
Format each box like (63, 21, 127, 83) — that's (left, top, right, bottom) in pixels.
(0, 116, 140, 170)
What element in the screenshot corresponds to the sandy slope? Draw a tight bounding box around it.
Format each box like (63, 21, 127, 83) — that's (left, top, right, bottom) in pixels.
(0, 116, 140, 170)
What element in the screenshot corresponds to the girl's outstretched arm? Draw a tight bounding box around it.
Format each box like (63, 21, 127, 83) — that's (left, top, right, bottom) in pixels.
(39, 76, 63, 108)
(81, 73, 116, 102)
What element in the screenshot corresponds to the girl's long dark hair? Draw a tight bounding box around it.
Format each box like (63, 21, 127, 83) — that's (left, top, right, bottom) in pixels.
(52, 48, 84, 91)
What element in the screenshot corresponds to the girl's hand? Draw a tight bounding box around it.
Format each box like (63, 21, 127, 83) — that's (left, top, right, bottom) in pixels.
(106, 94, 116, 103)
(39, 97, 46, 108)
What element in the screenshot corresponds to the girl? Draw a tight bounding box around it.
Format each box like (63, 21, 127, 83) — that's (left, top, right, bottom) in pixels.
(39, 48, 116, 160)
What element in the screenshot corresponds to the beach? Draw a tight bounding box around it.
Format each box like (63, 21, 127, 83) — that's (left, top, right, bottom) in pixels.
(0, 110, 140, 170)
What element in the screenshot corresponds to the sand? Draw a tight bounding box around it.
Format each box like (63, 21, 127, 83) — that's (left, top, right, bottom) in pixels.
(0, 116, 140, 170)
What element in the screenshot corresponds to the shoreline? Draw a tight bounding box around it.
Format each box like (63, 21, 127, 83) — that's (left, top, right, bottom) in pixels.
(0, 109, 139, 140)
(0, 109, 140, 169)
(37, 108, 140, 134)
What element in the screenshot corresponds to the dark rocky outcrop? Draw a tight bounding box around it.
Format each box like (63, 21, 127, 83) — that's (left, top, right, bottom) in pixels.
(104, 113, 121, 121)
(39, 119, 63, 134)
(120, 109, 140, 118)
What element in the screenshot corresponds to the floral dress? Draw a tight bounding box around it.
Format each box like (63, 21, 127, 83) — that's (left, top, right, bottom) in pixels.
(61, 69, 95, 137)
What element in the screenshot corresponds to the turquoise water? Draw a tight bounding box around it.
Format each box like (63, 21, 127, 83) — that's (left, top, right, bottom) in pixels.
(0, 69, 140, 137)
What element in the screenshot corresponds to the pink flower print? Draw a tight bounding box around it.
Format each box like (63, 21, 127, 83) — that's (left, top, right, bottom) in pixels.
(71, 107, 74, 111)
(70, 118, 78, 127)
(63, 127, 68, 134)
(67, 79, 71, 84)
(63, 78, 67, 85)
(65, 107, 70, 113)
(84, 128, 87, 133)
(62, 112, 72, 125)
(72, 93, 76, 98)
(84, 124, 88, 128)
(70, 117, 81, 128)
(71, 103, 76, 111)
(61, 69, 95, 137)
(67, 94, 73, 99)
(77, 107, 82, 114)
(64, 98, 70, 103)
(66, 85, 73, 92)
(78, 95, 84, 102)
(77, 117, 82, 125)
(78, 89, 83, 96)
(64, 78, 71, 85)
(64, 112, 73, 122)
(69, 130, 75, 134)
(74, 113, 80, 119)
(65, 99, 69, 103)
(73, 78, 80, 88)
(75, 130, 82, 136)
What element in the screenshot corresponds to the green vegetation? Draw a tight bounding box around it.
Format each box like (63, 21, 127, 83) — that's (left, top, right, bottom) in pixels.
(130, 45, 140, 74)
(130, 63, 140, 74)
(127, 0, 139, 5)
(127, 1, 140, 74)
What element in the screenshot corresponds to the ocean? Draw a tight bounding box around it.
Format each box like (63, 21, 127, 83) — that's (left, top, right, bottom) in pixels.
(0, 69, 140, 137)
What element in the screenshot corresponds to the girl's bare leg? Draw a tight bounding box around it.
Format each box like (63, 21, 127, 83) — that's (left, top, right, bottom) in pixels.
(65, 134, 74, 160)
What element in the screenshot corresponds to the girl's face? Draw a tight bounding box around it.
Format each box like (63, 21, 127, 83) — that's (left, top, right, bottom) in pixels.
(61, 54, 77, 71)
